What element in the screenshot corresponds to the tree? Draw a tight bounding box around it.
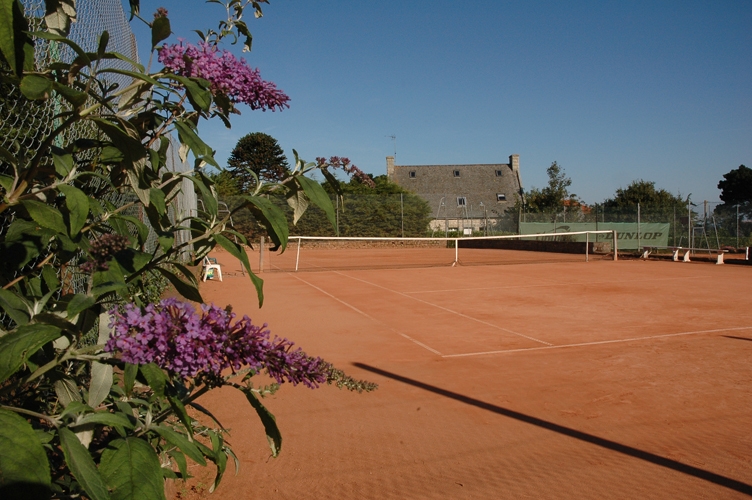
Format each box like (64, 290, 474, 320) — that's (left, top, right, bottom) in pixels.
(601, 180, 685, 225)
(718, 165, 752, 215)
(524, 161, 578, 213)
(274, 174, 432, 237)
(227, 132, 290, 191)
(603, 180, 684, 208)
(209, 169, 241, 197)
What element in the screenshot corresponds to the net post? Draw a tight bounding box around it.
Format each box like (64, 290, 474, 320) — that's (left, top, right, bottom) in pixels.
(586, 232, 589, 262)
(455, 238, 458, 265)
(612, 230, 618, 261)
(295, 237, 302, 271)
(259, 236, 265, 273)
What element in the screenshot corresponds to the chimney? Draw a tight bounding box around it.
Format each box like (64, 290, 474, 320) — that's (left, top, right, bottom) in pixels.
(386, 156, 395, 179)
(509, 154, 519, 174)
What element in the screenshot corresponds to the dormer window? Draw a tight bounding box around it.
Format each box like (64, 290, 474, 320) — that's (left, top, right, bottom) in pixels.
(496, 193, 506, 202)
(495, 170, 503, 177)
(457, 197, 467, 206)
(453, 170, 460, 177)
(409, 171, 416, 178)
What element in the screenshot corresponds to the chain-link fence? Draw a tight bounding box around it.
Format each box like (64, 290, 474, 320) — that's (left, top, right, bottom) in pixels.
(0, 0, 196, 327)
(518, 202, 751, 251)
(220, 192, 751, 254)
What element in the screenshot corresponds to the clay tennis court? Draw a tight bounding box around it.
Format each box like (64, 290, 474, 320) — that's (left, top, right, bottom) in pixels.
(178, 246, 752, 499)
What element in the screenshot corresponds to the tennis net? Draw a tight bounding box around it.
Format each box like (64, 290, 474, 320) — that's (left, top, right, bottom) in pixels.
(258, 230, 618, 272)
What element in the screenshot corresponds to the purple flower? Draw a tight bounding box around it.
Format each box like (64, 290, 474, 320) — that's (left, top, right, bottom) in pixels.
(316, 156, 375, 188)
(80, 233, 130, 273)
(157, 41, 290, 111)
(105, 298, 327, 387)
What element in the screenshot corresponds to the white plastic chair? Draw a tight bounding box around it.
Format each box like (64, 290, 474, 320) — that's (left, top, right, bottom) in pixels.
(202, 256, 223, 282)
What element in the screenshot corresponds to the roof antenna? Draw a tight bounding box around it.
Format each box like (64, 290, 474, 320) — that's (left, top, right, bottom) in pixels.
(386, 135, 396, 157)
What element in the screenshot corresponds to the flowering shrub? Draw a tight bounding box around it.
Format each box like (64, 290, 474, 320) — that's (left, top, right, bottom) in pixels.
(0, 1, 375, 499)
(106, 298, 328, 387)
(158, 41, 290, 110)
(317, 156, 376, 188)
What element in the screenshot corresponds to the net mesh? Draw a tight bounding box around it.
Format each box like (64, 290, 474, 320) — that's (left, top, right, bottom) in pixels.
(259, 231, 616, 273)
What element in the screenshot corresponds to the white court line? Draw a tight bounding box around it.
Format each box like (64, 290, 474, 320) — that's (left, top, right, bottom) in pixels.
(403, 275, 712, 295)
(334, 271, 553, 346)
(287, 273, 443, 355)
(442, 326, 752, 358)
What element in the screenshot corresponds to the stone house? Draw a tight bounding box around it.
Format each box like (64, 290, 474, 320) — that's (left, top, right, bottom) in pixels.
(386, 155, 524, 232)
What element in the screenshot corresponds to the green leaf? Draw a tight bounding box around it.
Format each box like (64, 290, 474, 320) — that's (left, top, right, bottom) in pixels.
(152, 426, 206, 466)
(98, 67, 156, 85)
(91, 118, 148, 165)
(166, 393, 193, 439)
(58, 184, 89, 236)
(41, 264, 60, 293)
(0, 0, 33, 77)
(21, 199, 67, 234)
(100, 438, 166, 500)
(0, 324, 61, 383)
(214, 234, 264, 307)
(0, 173, 14, 192)
(154, 265, 202, 303)
(138, 363, 167, 398)
(240, 388, 282, 457)
(75, 411, 134, 429)
(298, 174, 337, 228)
(188, 170, 217, 218)
(53, 81, 87, 108)
(123, 363, 137, 398)
(66, 294, 95, 319)
(169, 75, 211, 112)
(148, 188, 166, 216)
(284, 180, 309, 225)
(112, 248, 151, 274)
(56, 379, 84, 409)
(51, 151, 76, 176)
(110, 215, 149, 245)
(19, 74, 52, 100)
(174, 120, 218, 168)
(244, 195, 289, 251)
(0, 288, 30, 326)
(88, 361, 113, 409)
(91, 261, 128, 298)
(167, 450, 188, 479)
(151, 15, 170, 49)
(96, 30, 109, 58)
(128, 0, 139, 21)
(60, 401, 92, 420)
(208, 430, 226, 492)
(0, 408, 51, 498)
(58, 427, 110, 500)
(44, 0, 77, 37)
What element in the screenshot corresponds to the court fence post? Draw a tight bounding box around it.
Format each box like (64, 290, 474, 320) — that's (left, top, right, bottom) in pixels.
(613, 230, 618, 261)
(586, 232, 589, 262)
(259, 236, 265, 273)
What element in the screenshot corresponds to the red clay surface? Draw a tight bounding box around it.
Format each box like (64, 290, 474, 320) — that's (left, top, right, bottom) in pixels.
(174, 247, 752, 499)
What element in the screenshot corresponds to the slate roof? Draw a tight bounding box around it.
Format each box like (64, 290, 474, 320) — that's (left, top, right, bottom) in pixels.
(387, 155, 523, 218)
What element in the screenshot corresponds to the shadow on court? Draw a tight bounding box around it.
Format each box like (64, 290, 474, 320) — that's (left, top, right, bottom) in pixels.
(353, 362, 752, 496)
(724, 336, 752, 342)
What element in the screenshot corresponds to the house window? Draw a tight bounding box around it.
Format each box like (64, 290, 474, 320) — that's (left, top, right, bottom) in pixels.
(409, 171, 416, 178)
(453, 170, 461, 177)
(496, 193, 506, 202)
(457, 197, 467, 206)
(495, 169, 503, 177)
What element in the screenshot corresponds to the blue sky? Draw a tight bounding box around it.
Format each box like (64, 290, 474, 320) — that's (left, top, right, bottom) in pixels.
(127, 1, 751, 204)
